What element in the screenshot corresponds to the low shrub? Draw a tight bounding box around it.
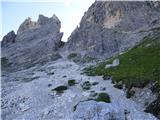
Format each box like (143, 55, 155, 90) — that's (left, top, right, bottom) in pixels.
(52, 85, 68, 93)
(126, 90, 135, 98)
(92, 82, 99, 86)
(96, 92, 111, 103)
(68, 79, 77, 86)
(81, 81, 91, 90)
(113, 82, 123, 89)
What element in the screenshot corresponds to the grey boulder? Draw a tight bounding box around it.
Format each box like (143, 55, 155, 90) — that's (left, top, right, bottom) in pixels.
(73, 100, 125, 120)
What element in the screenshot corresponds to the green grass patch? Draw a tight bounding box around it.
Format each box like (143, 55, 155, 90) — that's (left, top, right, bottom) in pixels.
(84, 29, 160, 91)
(113, 82, 123, 89)
(96, 92, 111, 103)
(126, 90, 135, 98)
(68, 79, 77, 86)
(81, 81, 91, 90)
(52, 85, 68, 93)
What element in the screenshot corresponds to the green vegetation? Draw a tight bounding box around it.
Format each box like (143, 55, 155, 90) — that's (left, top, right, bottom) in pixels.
(84, 30, 160, 91)
(68, 53, 77, 59)
(92, 82, 99, 86)
(81, 81, 91, 90)
(84, 63, 107, 76)
(96, 92, 111, 103)
(126, 90, 135, 98)
(113, 82, 123, 89)
(68, 79, 77, 86)
(52, 85, 68, 93)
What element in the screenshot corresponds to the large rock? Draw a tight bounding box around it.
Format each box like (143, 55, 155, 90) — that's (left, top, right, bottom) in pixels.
(73, 101, 125, 120)
(65, 1, 160, 59)
(1, 14, 63, 72)
(105, 58, 119, 69)
(73, 100, 158, 120)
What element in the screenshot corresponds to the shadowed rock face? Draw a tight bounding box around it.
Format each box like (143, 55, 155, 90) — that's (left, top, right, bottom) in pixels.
(65, 1, 160, 58)
(1, 14, 63, 72)
(2, 31, 16, 45)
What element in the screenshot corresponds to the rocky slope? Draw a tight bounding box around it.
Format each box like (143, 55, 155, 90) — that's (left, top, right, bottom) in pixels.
(65, 1, 160, 59)
(1, 14, 63, 72)
(1, 59, 158, 120)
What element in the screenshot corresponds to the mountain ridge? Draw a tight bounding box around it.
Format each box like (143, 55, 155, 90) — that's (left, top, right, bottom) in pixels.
(1, 14, 63, 72)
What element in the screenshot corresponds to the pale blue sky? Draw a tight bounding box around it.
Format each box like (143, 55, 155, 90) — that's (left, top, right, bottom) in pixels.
(1, 0, 94, 41)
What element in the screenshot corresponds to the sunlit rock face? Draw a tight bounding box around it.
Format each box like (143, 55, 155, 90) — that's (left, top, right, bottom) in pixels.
(65, 1, 160, 59)
(1, 14, 63, 72)
(17, 17, 37, 35)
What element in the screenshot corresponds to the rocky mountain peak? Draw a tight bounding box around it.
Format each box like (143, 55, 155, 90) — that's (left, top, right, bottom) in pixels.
(37, 14, 60, 27)
(1, 14, 63, 72)
(17, 14, 61, 35)
(17, 17, 37, 34)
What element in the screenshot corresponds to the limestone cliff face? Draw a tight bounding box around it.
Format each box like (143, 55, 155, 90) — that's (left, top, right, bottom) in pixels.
(17, 17, 37, 35)
(65, 1, 160, 58)
(1, 14, 63, 72)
